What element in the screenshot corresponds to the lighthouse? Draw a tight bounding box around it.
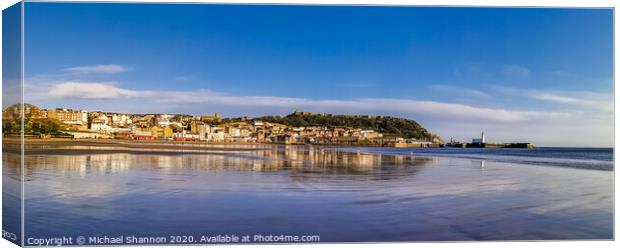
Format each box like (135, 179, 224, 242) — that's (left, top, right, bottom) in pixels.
(472, 131, 486, 145)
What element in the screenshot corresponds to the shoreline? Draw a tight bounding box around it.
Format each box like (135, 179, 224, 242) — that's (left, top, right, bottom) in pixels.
(2, 138, 272, 155)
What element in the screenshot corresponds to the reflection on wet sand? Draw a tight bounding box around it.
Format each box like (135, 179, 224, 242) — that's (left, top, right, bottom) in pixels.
(2, 152, 22, 181)
(20, 145, 434, 181)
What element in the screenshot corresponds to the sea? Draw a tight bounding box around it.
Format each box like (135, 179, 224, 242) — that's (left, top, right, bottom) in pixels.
(333, 147, 614, 171)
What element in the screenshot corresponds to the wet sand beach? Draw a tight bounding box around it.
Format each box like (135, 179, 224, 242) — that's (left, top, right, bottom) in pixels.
(2, 140, 613, 242)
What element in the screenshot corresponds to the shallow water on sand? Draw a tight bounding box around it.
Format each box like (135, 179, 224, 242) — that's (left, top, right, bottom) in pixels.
(3, 145, 613, 242)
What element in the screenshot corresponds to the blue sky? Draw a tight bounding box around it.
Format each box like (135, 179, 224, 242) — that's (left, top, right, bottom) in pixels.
(2, 3, 21, 108)
(22, 3, 613, 147)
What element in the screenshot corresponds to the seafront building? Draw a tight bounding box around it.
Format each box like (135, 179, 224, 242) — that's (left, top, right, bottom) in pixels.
(2, 104, 439, 147)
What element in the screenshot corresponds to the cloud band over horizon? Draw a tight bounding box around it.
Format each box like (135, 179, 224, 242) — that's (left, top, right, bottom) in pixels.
(31, 81, 573, 123)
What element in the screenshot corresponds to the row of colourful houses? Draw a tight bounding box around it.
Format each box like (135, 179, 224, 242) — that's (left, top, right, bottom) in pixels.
(4, 104, 429, 146)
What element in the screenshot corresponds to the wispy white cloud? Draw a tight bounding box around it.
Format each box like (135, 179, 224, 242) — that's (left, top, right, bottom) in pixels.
(453, 62, 487, 77)
(492, 85, 613, 113)
(429, 85, 489, 98)
(501, 65, 530, 78)
(173, 76, 194, 82)
(548, 70, 576, 78)
(2, 78, 22, 108)
(63, 64, 130, 74)
(45, 81, 150, 100)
